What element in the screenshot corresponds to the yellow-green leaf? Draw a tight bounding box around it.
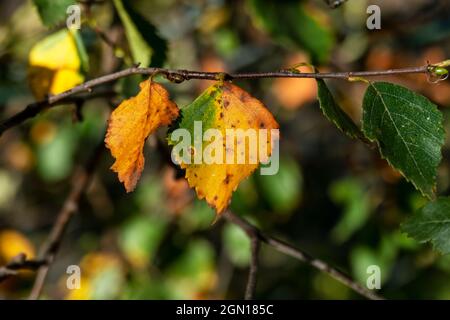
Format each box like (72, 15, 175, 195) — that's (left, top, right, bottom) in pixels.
(169, 82, 279, 214)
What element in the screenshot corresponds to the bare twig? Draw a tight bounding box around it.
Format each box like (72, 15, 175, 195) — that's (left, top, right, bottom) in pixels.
(324, 0, 348, 9)
(26, 141, 104, 299)
(223, 211, 384, 300)
(0, 254, 46, 282)
(245, 236, 260, 300)
(0, 64, 436, 136)
(0, 90, 115, 136)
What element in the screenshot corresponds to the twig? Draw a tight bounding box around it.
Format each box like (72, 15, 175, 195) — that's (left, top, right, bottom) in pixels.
(26, 141, 104, 300)
(245, 236, 260, 300)
(324, 0, 348, 8)
(0, 254, 46, 282)
(0, 90, 115, 136)
(0, 64, 436, 136)
(223, 211, 384, 300)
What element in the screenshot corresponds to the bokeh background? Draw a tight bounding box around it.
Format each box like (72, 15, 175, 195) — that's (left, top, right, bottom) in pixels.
(0, 0, 450, 299)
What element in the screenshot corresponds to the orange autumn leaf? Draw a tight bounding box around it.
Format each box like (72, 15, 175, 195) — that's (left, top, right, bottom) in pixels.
(105, 79, 179, 192)
(272, 53, 317, 110)
(169, 82, 279, 214)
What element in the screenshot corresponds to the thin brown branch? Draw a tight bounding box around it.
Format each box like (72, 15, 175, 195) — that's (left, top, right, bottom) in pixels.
(0, 140, 104, 286)
(0, 63, 436, 136)
(0, 254, 46, 282)
(0, 90, 114, 136)
(26, 141, 104, 300)
(245, 236, 260, 300)
(324, 0, 348, 9)
(223, 210, 384, 301)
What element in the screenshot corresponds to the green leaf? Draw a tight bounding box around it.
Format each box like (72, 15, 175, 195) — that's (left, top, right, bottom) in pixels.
(119, 215, 168, 267)
(317, 79, 363, 139)
(362, 82, 445, 199)
(329, 177, 371, 243)
(71, 29, 89, 73)
(256, 156, 302, 213)
(168, 85, 219, 144)
(33, 0, 75, 27)
(37, 125, 77, 182)
(402, 197, 450, 254)
(247, 0, 334, 64)
(113, 0, 167, 67)
(223, 223, 251, 267)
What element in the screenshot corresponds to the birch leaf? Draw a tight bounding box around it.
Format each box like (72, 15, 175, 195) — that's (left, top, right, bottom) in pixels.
(33, 0, 75, 27)
(317, 79, 362, 139)
(402, 197, 450, 254)
(169, 82, 279, 214)
(362, 82, 445, 199)
(106, 79, 179, 192)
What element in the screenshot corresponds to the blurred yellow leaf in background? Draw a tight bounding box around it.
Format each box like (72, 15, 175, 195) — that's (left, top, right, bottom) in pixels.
(65, 252, 124, 300)
(28, 29, 84, 100)
(0, 230, 35, 263)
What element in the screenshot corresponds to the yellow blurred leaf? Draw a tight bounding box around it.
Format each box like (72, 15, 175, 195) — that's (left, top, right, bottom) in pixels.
(0, 230, 35, 263)
(65, 276, 91, 300)
(105, 79, 179, 192)
(28, 29, 84, 100)
(64, 252, 122, 300)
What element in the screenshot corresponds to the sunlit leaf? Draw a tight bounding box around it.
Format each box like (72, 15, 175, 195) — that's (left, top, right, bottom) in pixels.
(105, 79, 179, 192)
(169, 82, 279, 214)
(0, 230, 35, 262)
(28, 29, 84, 100)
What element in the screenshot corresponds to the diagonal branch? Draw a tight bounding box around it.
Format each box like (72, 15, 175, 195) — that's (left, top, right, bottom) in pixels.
(223, 210, 384, 300)
(0, 63, 439, 136)
(245, 235, 260, 300)
(0, 141, 103, 290)
(26, 141, 104, 299)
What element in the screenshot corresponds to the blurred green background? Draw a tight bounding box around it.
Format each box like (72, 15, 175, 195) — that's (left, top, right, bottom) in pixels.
(0, 0, 450, 299)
